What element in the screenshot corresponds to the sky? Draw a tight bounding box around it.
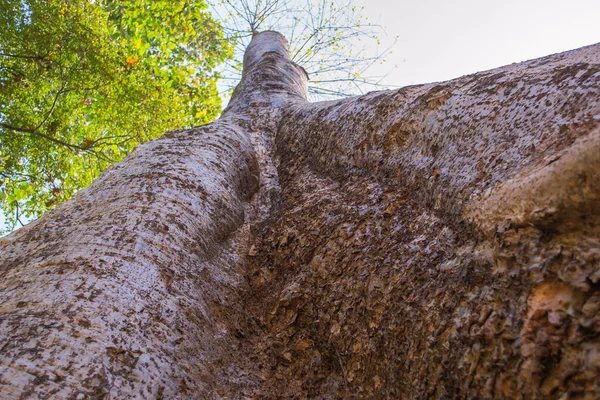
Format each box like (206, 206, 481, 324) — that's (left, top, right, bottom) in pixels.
(358, 0, 600, 88)
(2, 0, 600, 233)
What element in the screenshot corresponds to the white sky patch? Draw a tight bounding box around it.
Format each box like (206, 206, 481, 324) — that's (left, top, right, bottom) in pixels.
(358, 0, 600, 88)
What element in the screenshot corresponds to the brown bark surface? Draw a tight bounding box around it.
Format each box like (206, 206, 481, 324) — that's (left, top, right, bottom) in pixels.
(1, 32, 599, 399)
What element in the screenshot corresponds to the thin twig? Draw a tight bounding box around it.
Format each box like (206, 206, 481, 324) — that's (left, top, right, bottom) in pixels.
(15, 203, 25, 227)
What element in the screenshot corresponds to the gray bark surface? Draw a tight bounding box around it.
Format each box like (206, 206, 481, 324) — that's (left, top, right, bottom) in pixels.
(1, 32, 599, 399)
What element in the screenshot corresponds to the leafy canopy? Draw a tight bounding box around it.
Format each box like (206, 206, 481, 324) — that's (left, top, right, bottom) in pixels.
(0, 0, 231, 232)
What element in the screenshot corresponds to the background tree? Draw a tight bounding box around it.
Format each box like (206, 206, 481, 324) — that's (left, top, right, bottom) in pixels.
(210, 0, 397, 98)
(0, 0, 230, 232)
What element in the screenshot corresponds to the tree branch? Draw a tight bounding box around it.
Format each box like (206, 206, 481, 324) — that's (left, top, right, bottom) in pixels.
(0, 122, 87, 151)
(35, 84, 67, 131)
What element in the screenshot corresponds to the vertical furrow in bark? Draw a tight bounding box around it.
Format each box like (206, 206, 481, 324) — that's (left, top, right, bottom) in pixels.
(221, 32, 308, 229)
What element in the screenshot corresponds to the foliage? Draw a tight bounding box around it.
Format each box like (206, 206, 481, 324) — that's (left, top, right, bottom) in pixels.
(210, 0, 396, 99)
(0, 0, 231, 232)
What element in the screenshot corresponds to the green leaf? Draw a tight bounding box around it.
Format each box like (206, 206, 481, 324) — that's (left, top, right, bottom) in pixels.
(0, 0, 231, 233)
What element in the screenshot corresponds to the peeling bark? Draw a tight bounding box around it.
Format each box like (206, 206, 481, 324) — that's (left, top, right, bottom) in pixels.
(1, 32, 599, 399)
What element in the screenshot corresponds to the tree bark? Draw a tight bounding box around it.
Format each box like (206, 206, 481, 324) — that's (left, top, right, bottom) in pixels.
(1, 32, 599, 399)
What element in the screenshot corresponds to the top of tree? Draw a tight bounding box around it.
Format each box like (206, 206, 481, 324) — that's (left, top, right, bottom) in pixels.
(210, 0, 397, 99)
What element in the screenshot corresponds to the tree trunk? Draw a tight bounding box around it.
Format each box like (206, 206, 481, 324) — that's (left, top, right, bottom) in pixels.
(1, 32, 599, 399)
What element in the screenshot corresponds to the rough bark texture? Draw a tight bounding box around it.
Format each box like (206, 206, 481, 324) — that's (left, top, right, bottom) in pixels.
(1, 32, 599, 399)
